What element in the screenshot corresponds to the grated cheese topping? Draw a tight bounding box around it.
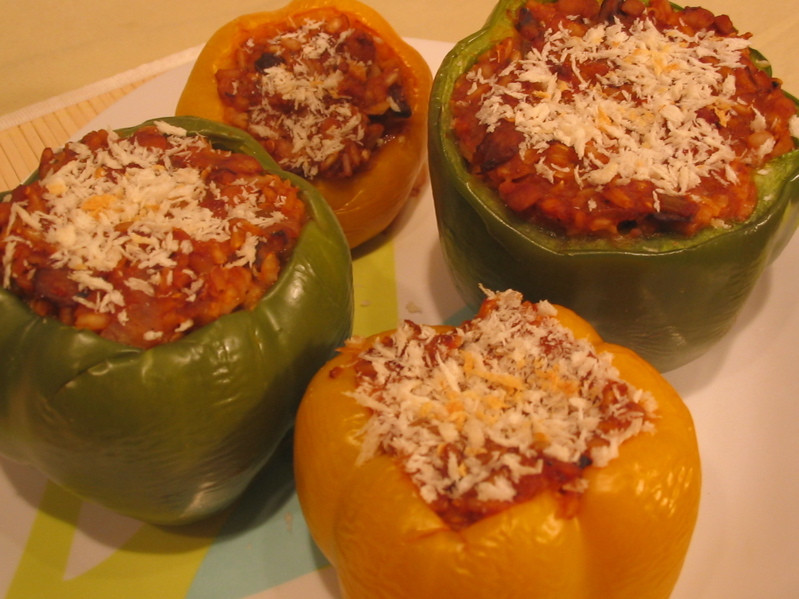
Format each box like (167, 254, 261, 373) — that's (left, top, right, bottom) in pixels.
(468, 18, 766, 196)
(451, 0, 799, 237)
(350, 289, 656, 512)
(216, 10, 412, 182)
(246, 20, 368, 178)
(5, 122, 282, 306)
(1, 121, 304, 347)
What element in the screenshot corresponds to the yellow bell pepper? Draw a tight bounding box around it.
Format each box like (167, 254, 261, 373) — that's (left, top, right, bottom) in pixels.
(175, 0, 433, 248)
(294, 291, 701, 599)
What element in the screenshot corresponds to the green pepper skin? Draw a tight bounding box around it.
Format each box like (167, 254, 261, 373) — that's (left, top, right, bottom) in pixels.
(429, 0, 799, 371)
(0, 116, 354, 524)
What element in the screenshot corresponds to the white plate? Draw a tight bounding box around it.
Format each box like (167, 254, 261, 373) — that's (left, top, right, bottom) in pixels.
(1, 38, 798, 599)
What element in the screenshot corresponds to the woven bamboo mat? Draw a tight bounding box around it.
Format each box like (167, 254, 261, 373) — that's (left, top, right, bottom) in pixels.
(0, 79, 154, 192)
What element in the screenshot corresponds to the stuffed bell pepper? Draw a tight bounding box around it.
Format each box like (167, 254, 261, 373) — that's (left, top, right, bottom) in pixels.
(176, 0, 433, 249)
(0, 116, 353, 525)
(294, 288, 701, 599)
(429, 0, 799, 371)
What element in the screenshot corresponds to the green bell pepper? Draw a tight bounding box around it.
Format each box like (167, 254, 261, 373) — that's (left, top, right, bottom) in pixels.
(429, 0, 799, 371)
(0, 116, 353, 524)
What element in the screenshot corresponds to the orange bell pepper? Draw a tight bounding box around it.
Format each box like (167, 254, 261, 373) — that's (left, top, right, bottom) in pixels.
(294, 290, 701, 599)
(175, 0, 433, 248)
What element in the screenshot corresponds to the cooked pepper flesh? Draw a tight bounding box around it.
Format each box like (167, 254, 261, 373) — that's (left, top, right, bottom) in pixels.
(176, 0, 433, 248)
(0, 116, 354, 525)
(294, 290, 701, 599)
(428, 0, 799, 371)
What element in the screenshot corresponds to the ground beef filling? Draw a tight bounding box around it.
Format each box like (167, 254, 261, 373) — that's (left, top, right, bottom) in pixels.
(215, 8, 413, 180)
(0, 122, 306, 349)
(342, 289, 655, 529)
(450, 0, 799, 238)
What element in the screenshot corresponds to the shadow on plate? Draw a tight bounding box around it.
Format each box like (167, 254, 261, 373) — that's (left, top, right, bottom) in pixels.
(0, 428, 299, 546)
(665, 266, 773, 397)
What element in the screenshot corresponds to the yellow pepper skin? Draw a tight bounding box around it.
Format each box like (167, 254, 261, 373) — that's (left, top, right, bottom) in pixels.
(175, 0, 433, 248)
(294, 304, 701, 599)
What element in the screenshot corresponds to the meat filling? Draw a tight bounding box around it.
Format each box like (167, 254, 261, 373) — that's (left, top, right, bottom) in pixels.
(343, 289, 655, 529)
(450, 0, 799, 238)
(215, 8, 413, 180)
(0, 121, 306, 348)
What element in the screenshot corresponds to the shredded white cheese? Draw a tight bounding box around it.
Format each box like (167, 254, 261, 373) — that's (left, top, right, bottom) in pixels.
(246, 20, 369, 178)
(2, 121, 286, 315)
(467, 16, 795, 201)
(352, 289, 656, 506)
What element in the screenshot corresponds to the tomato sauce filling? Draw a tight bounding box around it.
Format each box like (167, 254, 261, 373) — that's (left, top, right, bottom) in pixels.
(215, 8, 413, 180)
(0, 122, 306, 349)
(341, 289, 655, 529)
(450, 0, 798, 238)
